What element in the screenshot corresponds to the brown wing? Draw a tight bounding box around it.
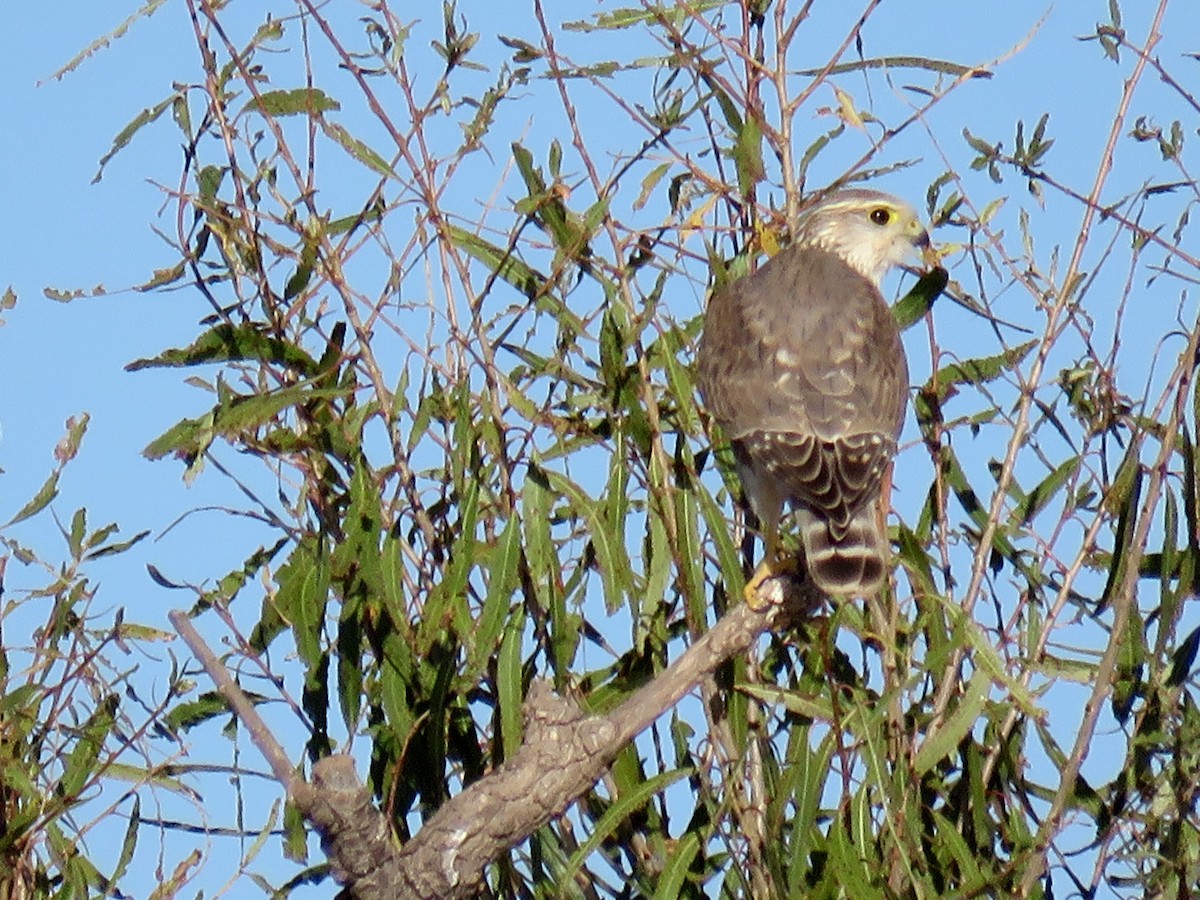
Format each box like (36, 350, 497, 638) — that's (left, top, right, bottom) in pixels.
(697, 243, 908, 444)
(733, 430, 895, 529)
(697, 242, 908, 519)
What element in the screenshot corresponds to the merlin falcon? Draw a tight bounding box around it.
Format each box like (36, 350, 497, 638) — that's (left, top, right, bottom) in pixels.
(697, 188, 932, 603)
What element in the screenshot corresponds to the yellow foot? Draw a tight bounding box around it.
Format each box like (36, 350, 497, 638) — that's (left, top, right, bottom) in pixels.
(743, 557, 801, 610)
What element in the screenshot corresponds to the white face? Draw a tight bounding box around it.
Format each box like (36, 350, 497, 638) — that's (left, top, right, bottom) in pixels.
(800, 191, 929, 285)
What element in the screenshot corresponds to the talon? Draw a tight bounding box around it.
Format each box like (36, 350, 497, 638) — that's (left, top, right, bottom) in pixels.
(743, 556, 801, 610)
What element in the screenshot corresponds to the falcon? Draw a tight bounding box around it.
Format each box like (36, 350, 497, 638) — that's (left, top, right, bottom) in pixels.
(697, 188, 933, 604)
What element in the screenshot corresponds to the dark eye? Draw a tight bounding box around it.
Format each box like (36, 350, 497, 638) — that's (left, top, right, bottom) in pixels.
(869, 207, 892, 226)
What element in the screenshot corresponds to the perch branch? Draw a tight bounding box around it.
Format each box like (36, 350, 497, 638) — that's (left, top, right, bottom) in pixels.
(170, 577, 817, 898)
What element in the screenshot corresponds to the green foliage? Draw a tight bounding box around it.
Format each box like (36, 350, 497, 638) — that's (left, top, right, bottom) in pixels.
(24, 0, 1200, 895)
(0, 420, 161, 897)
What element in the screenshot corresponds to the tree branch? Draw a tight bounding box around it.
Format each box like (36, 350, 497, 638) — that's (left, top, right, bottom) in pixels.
(171, 577, 818, 898)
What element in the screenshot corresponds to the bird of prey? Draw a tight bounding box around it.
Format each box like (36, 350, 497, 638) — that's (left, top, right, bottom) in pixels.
(696, 188, 933, 604)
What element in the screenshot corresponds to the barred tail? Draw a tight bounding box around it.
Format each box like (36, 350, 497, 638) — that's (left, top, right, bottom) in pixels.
(798, 507, 887, 596)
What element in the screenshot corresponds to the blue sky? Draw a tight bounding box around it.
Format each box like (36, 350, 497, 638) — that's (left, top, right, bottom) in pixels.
(3, 1, 1199, 896)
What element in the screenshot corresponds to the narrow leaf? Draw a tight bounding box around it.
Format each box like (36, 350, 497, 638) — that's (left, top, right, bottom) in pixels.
(93, 94, 177, 183)
(933, 339, 1038, 394)
(892, 266, 948, 330)
(322, 121, 397, 179)
(914, 668, 989, 774)
(498, 608, 525, 759)
(126, 323, 320, 375)
(1019, 455, 1081, 524)
(446, 224, 545, 300)
(468, 515, 521, 677)
(560, 769, 689, 885)
(242, 88, 340, 118)
(6, 471, 59, 527)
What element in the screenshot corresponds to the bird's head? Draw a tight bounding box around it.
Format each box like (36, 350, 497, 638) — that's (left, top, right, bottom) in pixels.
(796, 188, 934, 286)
